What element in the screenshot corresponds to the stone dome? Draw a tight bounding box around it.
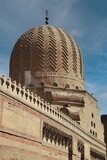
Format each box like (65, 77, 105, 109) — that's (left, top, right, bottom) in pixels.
(10, 25, 84, 90)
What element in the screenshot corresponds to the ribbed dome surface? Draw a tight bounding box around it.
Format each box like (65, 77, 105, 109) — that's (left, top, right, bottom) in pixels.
(10, 25, 84, 89)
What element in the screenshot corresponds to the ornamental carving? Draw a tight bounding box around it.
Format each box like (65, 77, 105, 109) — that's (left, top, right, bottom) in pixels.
(42, 122, 72, 148)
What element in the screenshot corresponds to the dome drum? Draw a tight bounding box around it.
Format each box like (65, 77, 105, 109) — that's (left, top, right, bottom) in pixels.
(30, 72, 84, 90)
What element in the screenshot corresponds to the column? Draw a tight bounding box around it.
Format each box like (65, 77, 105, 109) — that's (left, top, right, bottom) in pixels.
(84, 143, 91, 160)
(72, 136, 79, 160)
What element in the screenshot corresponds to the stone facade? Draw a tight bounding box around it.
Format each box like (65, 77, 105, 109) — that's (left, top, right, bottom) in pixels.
(0, 75, 106, 160)
(101, 115, 107, 144)
(0, 24, 106, 160)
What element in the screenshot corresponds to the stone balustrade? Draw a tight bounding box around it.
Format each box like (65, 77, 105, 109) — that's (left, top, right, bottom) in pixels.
(0, 75, 106, 153)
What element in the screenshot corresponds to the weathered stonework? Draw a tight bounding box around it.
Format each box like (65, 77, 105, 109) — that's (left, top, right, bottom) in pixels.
(0, 24, 106, 160)
(10, 25, 84, 90)
(0, 75, 106, 160)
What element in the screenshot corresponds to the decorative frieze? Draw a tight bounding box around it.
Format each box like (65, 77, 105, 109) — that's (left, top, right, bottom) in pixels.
(42, 122, 72, 148)
(90, 148, 106, 160)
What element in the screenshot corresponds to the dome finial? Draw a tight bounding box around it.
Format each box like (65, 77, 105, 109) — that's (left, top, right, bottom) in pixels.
(45, 10, 49, 25)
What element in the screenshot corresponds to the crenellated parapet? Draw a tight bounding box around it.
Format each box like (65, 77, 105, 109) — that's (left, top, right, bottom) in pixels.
(0, 75, 106, 154)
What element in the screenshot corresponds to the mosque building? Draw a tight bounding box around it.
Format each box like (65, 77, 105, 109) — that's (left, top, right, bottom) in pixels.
(0, 12, 106, 160)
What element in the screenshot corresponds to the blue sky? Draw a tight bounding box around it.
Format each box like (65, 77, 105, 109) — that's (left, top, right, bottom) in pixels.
(0, 0, 107, 114)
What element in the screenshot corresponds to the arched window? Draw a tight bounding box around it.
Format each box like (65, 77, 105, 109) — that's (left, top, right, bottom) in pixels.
(91, 121, 93, 127)
(53, 82, 58, 87)
(65, 84, 70, 89)
(90, 129, 92, 134)
(92, 113, 94, 118)
(41, 82, 44, 87)
(76, 86, 79, 89)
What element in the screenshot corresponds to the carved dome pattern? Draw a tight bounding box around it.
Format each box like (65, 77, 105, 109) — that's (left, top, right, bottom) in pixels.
(10, 25, 84, 89)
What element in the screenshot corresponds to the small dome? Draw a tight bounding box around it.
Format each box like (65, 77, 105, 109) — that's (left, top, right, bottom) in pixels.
(10, 25, 84, 89)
